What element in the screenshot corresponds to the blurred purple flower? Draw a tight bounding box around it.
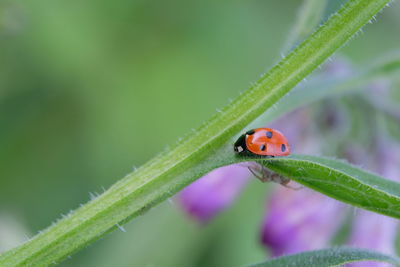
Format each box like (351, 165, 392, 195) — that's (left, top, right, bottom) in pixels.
(348, 211, 397, 267)
(347, 137, 400, 267)
(261, 186, 346, 256)
(178, 164, 251, 223)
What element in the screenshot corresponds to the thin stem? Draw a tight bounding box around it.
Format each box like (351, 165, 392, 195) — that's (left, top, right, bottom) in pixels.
(0, 0, 392, 266)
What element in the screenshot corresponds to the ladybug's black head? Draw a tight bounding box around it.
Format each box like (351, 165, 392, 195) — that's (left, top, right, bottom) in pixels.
(233, 134, 246, 154)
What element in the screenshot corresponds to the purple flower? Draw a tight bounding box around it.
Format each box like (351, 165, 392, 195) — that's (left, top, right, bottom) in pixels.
(347, 137, 400, 267)
(177, 164, 251, 223)
(347, 210, 397, 267)
(261, 186, 346, 256)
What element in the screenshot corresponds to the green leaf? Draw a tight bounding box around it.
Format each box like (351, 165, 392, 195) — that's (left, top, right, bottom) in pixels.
(0, 0, 393, 266)
(259, 154, 400, 219)
(248, 247, 400, 267)
(193, 152, 400, 219)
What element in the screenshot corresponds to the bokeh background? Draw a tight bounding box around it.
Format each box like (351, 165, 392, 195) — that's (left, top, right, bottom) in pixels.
(1, 0, 400, 266)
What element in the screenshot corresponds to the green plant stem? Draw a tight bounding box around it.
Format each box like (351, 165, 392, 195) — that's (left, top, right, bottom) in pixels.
(0, 0, 392, 266)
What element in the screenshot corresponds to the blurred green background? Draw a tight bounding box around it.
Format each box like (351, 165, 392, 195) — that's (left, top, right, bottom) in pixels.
(1, 0, 400, 266)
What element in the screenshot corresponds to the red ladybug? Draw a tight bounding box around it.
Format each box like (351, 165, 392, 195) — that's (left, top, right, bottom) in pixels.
(234, 128, 290, 156)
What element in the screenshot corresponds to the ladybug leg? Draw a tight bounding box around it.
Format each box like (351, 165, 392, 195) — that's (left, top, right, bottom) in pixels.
(247, 166, 272, 183)
(279, 179, 303, 190)
(260, 166, 303, 190)
(272, 174, 303, 190)
(247, 164, 303, 190)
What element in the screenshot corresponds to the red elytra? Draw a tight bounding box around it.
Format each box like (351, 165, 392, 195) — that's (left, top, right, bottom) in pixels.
(234, 128, 290, 156)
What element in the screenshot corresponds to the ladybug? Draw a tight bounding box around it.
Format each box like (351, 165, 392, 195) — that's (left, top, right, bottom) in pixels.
(234, 128, 290, 157)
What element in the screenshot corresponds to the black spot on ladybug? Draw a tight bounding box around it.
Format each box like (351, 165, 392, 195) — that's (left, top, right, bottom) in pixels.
(246, 129, 255, 135)
(260, 144, 266, 151)
(266, 131, 273, 138)
(281, 144, 286, 152)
